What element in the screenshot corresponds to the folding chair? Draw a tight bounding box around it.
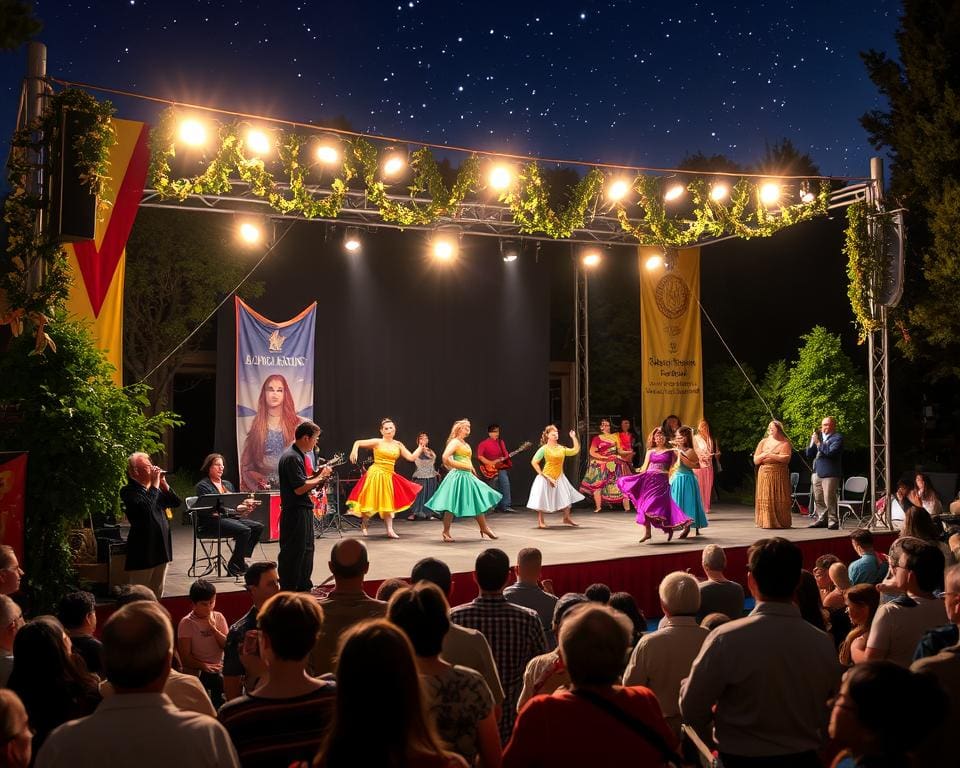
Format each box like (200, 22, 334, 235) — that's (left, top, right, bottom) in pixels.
(838, 476, 870, 528)
(186, 496, 237, 579)
(790, 472, 811, 515)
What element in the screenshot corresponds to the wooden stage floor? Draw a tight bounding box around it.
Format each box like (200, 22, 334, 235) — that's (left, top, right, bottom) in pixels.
(163, 503, 859, 599)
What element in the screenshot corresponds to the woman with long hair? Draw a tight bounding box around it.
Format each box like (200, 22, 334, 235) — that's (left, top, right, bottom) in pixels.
(753, 419, 793, 529)
(240, 374, 302, 490)
(579, 419, 630, 513)
(527, 425, 584, 529)
(693, 419, 718, 513)
(426, 420, 499, 543)
(618, 427, 692, 543)
(347, 418, 425, 539)
(795, 570, 829, 632)
(908, 473, 943, 518)
(669, 426, 708, 535)
(900, 506, 951, 561)
(313, 620, 468, 768)
(408, 433, 442, 521)
(7, 617, 100, 756)
(838, 583, 881, 667)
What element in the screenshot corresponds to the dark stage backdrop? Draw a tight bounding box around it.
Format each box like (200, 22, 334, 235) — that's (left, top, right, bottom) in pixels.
(215, 225, 551, 502)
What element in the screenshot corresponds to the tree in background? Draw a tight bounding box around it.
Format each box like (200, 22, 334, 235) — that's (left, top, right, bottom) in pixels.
(861, 0, 960, 378)
(123, 208, 264, 414)
(0, 0, 41, 50)
(780, 326, 869, 450)
(704, 360, 789, 455)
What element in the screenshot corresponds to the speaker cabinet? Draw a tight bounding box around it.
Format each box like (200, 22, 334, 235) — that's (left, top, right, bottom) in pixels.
(49, 107, 98, 243)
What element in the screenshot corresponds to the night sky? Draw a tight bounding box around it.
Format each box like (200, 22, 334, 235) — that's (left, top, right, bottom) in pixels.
(2, 0, 902, 177)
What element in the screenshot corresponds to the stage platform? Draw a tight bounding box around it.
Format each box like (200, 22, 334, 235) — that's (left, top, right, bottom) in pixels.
(150, 504, 895, 627)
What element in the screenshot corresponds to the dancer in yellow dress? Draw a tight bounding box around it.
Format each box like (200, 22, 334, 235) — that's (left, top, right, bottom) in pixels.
(527, 426, 585, 528)
(347, 418, 424, 539)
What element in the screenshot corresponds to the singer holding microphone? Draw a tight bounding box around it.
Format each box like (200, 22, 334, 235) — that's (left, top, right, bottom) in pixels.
(120, 452, 182, 598)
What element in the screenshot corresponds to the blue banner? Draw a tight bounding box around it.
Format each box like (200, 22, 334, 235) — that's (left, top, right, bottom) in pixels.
(236, 297, 316, 491)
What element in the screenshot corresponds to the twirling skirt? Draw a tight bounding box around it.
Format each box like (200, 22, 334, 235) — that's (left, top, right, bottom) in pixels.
(347, 465, 422, 518)
(526, 474, 585, 512)
(426, 470, 502, 518)
(618, 471, 690, 531)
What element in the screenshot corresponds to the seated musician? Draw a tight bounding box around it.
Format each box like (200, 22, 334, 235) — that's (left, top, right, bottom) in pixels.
(195, 453, 265, 576)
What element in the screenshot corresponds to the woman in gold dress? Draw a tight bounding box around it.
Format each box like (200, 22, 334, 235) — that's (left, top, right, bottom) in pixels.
(754, 419, 793, 529)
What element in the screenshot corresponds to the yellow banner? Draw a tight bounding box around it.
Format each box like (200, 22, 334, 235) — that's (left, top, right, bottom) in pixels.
(639, 246, 704, 438)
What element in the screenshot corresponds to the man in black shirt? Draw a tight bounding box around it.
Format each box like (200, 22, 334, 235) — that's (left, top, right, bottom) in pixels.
(223, 561, 281, 701)
(277, 421, 331, 592)
(58, 591, 103, 677)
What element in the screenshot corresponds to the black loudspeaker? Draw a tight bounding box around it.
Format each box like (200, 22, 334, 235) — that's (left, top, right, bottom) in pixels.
(50, 107, 98, 243)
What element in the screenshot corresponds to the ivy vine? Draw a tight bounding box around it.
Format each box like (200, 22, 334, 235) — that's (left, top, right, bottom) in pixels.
(1, 89, 116, 353)
(844, 201, 884, 342)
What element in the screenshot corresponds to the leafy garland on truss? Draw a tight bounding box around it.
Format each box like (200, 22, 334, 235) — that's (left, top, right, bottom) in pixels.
(1, 89, 116, 352)
(844, 201, 884, 342)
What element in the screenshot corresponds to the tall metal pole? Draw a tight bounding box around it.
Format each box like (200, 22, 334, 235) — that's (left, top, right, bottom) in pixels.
(24, 41, 48, 294)
(583, 268, 590, 444)
(573, 255, 582, 477)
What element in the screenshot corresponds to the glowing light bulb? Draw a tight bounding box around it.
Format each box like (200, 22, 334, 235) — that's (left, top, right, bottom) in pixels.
(489, 165, 513, 190)
(316, 144, 340, 165)
(760, 182, 781, 205)
(645, 254, 664, 270)
(383, 154, 406, 177)
(178, 119, 207, 147)
(238, 222, 262, 244)
(664, 183, 686, 202)
(582, 251, 602, 267)
(607, 178, 631, 202)
(710, 183, 730, 202)
(245, 129, 271, 156)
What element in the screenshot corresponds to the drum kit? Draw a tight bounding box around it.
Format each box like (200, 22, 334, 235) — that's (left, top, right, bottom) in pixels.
(311, 456, 372, 538)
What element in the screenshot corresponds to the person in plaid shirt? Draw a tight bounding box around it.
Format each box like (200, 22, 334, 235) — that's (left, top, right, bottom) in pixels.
(450, 548, 547, 743)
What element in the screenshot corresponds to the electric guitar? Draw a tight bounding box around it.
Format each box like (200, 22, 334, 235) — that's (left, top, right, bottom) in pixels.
(310, 453, 346, 518)
(479, 441, 533, 479)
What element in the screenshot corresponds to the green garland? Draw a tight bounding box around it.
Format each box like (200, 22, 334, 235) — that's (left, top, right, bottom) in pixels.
(844, 201, 884, 342)
(1, 89, 116, 353)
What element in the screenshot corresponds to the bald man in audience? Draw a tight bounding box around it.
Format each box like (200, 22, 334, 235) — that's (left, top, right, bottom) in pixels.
(36, 602, 238, 767)
(309, 539, 386, 675)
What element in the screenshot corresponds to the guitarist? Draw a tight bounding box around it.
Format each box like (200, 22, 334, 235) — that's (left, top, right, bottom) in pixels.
(477, 424, 517, 513)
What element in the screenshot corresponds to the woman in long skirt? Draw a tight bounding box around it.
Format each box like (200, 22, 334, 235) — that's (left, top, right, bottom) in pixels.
(527, 426, 585, 528)
(426, 419, 500, 542)
(670, 425, 708, 534)
(754, 420, 793, 529)
(579, 419, 630, 512)
(347, 418, 424, 538)
(693, 419, 718, 513)
(618, 427, 692, 543)
(407, 432, 441, 520)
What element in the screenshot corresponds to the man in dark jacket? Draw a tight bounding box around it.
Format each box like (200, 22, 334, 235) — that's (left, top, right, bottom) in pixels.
(806, 417, 843, 529)
(120, 452, 180, 598)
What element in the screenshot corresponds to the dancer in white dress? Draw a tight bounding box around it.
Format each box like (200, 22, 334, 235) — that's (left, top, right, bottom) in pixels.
(527, 425, 585, 528)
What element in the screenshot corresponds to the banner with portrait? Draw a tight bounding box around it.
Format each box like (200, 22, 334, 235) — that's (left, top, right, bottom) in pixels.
(639, 246, 704, 438)
(236, 298, 316, 491)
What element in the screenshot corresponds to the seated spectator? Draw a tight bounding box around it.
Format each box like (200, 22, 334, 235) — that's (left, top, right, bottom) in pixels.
(795, 569, 829, 632)
(623, 572, 708, 737)
(913, 562, 960, 662)
(375, 578, 409, 602)
(829, 661, 946, 767)
(219, 592, 336, 768)
(35, 602, 239, 768)
(411, 557, 505, 715)
(516, 593, 588, 711)
(0, 597, 22, 687)
(823, 563, 853, 649)
(503, 548, 558, 648)
(584, 583, 611, 604)
(838, 584, 881, 667)
(877, 538, 909, 600)
(700, 612, 732, 632)
(0, 689, 31, 768)
(696, 544, 745, 622)
(450, 549, 547, 744)
(177, 579, 229, 708)
(503, 604, 678, 768)
(388, 583, 500, 768)
(313, 619, 467, 767)
(908, 472, 943, 518)
(949, 529, 960, 563)
(99, 589, 216, 716)
(224, 561, 281, 701)
(847, 529, 888, 586)
(0, 547, 23, 597)
(814, 554, 842, 603)
(56, 591, 103, 678)
(681, 537, 841, 766)
(607, 591, 645, 648)
(902, 507, 951, 561)
(866, 538, 946, 666)
(6, 616, 100, 755)
(310, 540, 386, 676)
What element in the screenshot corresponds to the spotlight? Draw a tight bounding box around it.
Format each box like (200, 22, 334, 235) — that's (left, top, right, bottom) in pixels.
(343, 227, 362, 253)
(645, 253, 664, 271)
(489, 164, 513, 191)
(238, 221, 263, 245)
(606, 178, 631, 202)
(759, 182, 781, 206)
(178, 118, 208, 147)
(382, 147, 407, 178)
(245, 128, 272, 156)
(431, 226, 461, 261)
(581, 248, 603, 268)
(500, 239, 520, 262)
(315, 133, 341, 165)
(664, 183, 686, 202)
(709, 183, 730, 202)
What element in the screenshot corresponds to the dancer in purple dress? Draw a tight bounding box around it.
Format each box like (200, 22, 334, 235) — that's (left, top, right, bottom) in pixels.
(618, 427, 692, 543)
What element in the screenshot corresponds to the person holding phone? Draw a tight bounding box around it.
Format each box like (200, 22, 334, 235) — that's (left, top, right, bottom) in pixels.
(222, 561, 281, 702)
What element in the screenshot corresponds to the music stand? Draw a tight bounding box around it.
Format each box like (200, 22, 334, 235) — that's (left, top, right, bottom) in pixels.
(315, 470, 361, 537)
(193, 493, 249, 577)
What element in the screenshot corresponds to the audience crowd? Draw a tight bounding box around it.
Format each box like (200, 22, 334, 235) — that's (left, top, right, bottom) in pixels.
(0, 512, 958, 768)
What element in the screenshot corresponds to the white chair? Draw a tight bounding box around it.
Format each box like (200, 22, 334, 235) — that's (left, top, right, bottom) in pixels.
(681, 724, 723, 768)
(838, 476, 870, 527)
